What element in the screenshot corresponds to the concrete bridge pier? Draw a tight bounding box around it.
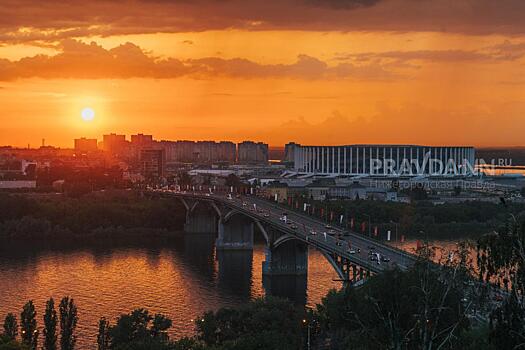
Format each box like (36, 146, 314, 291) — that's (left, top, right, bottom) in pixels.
(216, 214, 254, 250)
(262, 240, 308, 276)
(184, 209, 218, 233)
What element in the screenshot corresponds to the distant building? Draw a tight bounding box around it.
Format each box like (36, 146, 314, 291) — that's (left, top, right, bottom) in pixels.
(74, 137, 98, 153)
(103, 133, 128, 156)
(284, 142, 299, 163)
(293, 144, 476, 177)
(160, 140, 236, 164)
(217, 141, 236, 163)
(140, 149, 165, 180)
(238, 141, 269, 164)
(131, 134, 154, 147)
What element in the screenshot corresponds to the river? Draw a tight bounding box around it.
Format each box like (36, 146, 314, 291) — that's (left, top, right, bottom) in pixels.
(0, 232, 478, 349)
(0, 234, 341, 349)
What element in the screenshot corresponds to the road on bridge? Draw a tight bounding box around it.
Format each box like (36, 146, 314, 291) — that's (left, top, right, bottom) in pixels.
(158, 189, 417, 275)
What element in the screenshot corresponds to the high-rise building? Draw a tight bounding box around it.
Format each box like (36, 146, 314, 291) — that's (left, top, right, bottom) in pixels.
(218, 141, 236, 162)
(131, 134, 154, 147)
(140, 149, 165, 179)
(284, 142, 299, 164)
(159, 140, 237, 164)
(103, 134, 128, 156)
(237, 141, 269, 164)
(74, 138, 98, 153)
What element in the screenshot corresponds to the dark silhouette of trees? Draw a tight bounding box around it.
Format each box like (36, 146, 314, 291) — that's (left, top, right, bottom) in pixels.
(97, 318, 110, 350)
(59, 297, 77, 350)
(316, 246, 476, 350)
(478, 215, 525, 348)
(2, 313, 18, 341)
(195, 297, 304, 350)
(225, 174, 241, 188)
(106, 309, 172, 349)
(20, 301, 38, 350)
(43, 298, 58, 350)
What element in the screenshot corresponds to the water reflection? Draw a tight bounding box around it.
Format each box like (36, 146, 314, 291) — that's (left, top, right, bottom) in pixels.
(216, 249, 253, 296)
(0, 234, 340, 349)
(263, 274, 307, 305)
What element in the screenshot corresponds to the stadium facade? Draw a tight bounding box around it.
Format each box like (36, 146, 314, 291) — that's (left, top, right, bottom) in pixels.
(292, 144, 476, 177)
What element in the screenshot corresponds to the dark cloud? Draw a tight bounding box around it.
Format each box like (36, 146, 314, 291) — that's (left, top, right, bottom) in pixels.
(0, 0, 524, 46)
(0, 39, 395, 81)
(305, 0, 382, 9)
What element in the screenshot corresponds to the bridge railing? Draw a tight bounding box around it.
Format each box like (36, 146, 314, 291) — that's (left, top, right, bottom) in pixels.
(249, 194, 418, 263)
(157, 190, 415, 272)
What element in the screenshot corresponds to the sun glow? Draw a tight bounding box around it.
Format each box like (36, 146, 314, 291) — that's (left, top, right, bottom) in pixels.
(81, 107, 95, 121)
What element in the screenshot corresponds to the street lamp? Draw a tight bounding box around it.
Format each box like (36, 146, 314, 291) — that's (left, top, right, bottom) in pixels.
(390, 220, 399, 242)
(303, 319, 311, 350)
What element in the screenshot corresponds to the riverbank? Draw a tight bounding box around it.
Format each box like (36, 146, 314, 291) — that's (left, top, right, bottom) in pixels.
(0, 190, 187, 241)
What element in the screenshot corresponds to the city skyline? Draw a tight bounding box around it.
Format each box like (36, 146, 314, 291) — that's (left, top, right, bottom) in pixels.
(1, 0, 525, 148)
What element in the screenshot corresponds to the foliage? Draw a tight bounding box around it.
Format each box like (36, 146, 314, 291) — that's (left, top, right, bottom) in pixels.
(477, 215, 525, 348)
(316, 248, 475, 350)
(2, 314, 17, 341)
(97, 318, 110, 350)
(59, 297, 78, 350)
(0, 335, 29, 350)
(20, 302, 37, 350)
(43, 298, 58, 350)
(195, 297, 305, 350)
(107, 309, 172, 349)
(0, 192, 186, 240)
(289, 196, 518, 238)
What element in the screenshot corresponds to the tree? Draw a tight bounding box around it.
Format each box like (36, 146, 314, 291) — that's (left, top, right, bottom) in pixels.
(43, 298, 58, 350)
(225, 174, 241, 188)
(195, 297, 304, 350)
(150, 314, 172, 342)
(59, 297, 77, 350)
(478, 215, 525, 348)
(20, 301, 38, 350)
(316, 245, 475, 350)
(97, 318, 110, 350)
(107, 309, 173, 349)
(3, 314, 18, 341)
(0, 336, 29, 350)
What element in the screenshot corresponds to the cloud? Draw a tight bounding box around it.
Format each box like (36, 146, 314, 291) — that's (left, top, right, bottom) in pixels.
(0, 0, 525, 46)
(335, 41, 525, 66)
(305, 0, 382, 10)
(0, 39, 396, 81)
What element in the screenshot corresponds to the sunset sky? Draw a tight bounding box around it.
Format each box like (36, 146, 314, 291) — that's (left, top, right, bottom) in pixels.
(1, 0, 524, 148)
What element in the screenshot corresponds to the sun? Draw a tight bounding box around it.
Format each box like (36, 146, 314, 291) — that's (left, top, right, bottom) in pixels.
(81, 107, 95, 121)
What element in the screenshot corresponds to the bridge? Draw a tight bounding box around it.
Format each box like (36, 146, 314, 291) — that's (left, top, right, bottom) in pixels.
(149, 190, 417, 285)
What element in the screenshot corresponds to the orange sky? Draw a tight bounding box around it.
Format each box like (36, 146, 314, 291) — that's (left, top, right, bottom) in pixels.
(0, 0, 524, 148)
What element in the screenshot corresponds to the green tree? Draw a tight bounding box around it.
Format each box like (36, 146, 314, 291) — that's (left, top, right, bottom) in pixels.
(59, 297, 77, 350)
(43, 298, 58, 350)
(195, 297, 304, 350)
(2, 314, 18, 341)
(107, 309, 173, 349)
(97, 318, 110, 350)
(150, 314, 172, 342)
(20, 301, 38, 350)
(478, 215, 525, 348)
(225, 174, 241, 188)
(316, 246, 474, 350)
(0, 335, 29, 350)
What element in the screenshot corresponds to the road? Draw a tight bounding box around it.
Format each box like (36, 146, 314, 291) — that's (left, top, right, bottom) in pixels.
(155, 189, 417, 274)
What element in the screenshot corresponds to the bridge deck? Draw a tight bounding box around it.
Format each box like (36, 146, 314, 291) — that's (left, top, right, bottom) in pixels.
(159, 191, 418, 274)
